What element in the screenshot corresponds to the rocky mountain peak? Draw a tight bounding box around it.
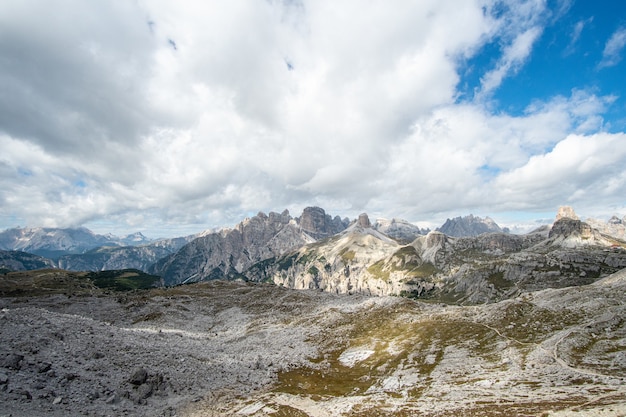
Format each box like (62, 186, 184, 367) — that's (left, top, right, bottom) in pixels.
(549, 217, 593, 240)
(298, 207, 326, 233)
(357, 213, 371, 228)
(436, 214, 503, 237)
(556, 206, 579, 221)
(297, 207, 349, 239)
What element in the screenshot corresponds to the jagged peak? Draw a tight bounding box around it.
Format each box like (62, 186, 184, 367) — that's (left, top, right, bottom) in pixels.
(436, 214, 502, 237)
(357, 213, 371, 228)
(555, 206, 579, 221)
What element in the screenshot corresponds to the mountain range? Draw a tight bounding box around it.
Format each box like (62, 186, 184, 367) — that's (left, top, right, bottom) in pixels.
(1, 206, 625, 304)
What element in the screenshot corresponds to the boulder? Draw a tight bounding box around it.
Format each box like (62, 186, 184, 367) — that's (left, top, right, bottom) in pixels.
(130, 368, 148, 385)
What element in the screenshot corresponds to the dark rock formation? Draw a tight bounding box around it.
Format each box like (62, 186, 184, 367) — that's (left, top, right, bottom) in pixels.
(357, 213, 371, 228)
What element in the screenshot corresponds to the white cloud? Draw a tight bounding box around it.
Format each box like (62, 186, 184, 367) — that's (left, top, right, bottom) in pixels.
(599, 26, 626, 68)
(493, 133, 626, 208)
(0, 0, 624, 236)
(478, 26, 543, 97)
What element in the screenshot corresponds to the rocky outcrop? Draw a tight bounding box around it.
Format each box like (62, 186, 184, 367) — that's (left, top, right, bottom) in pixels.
(246, 207, 626, 303)
(547, 212, 620, 248)
(151, 208, 347, 286)
(436, 214, 503, 237)
(549, 218, 594, 239)
(357, 213, 371, 228)
(297, 207, 349, 239)
(586, 215, 626, 240)
(556, 205, 579, 220)
(245, 224, 402, 295)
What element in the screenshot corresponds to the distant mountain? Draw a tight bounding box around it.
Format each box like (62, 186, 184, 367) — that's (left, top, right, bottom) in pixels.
(57, 236, 193, 272)
(0, 250, 55, 273)
(373, 218, 429, 243)
(585, 215, 626, 240)
(5, 206, 626, 306)
(0, 227, 152, 259)
(436, 214, 505, 237)
(243, 208, 626, 303)
(295, 206, 350, 240)
(151, 207, 349, 286)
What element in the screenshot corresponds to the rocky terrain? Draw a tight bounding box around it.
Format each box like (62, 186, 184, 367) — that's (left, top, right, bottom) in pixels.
(586, 216, 626, 241)
(0, 266, 624, 416)
(150, 208, 349, 286)
(244, 210, 626, 303)
(2, 206, 626, 306)
(372, 218, 429, 243)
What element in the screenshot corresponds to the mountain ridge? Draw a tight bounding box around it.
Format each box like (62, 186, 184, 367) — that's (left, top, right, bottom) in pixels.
(2, 206, 626, 306)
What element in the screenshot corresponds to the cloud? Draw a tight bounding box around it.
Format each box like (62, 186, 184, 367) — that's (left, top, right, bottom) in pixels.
(0, 0, 624, 236)
(563, 18, 592, 56)
(598, 26, 626, 68)
(478, 26, 543, 97)
(493, 133, 626, 209)
(378, 89, 620, 218)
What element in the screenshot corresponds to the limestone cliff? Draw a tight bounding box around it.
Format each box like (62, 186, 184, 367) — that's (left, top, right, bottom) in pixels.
(151, 208, 348, 286)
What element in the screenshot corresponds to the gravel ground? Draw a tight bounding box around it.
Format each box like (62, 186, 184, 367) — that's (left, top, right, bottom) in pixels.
(1, 273, 625, 416)
(0, 282, 391, 416)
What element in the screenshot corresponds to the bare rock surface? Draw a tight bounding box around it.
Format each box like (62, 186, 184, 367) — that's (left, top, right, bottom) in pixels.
(1, 269, 625, 416)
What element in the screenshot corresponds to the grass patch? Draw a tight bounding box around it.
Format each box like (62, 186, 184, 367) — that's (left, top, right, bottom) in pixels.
(406, 262, 438, 278)
(340, 248, 356, 263)
(486, 271, 513, 289)
(367, 260, 390, 280)
(86, 269, 161, 291)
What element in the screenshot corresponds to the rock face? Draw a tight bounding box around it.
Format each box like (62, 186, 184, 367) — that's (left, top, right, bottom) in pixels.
(547, 216, 618, 248)
(586, 215, 626, 240)
(245, 220, 401, 295)
(297, 207, 350, 239)
(556, 205, 579, 220)
(151, 208, 348, 286)
(549, 217, 593, 239)
(436, 214, 503, 237)
(357, 213, 371, 228)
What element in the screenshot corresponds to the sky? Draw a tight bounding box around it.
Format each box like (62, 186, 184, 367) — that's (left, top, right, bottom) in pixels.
(1, 0, 626, 238)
